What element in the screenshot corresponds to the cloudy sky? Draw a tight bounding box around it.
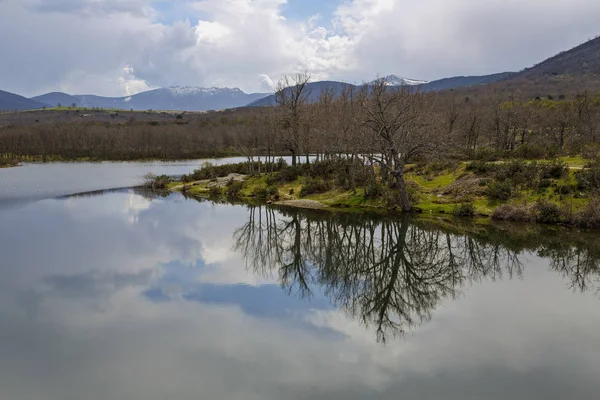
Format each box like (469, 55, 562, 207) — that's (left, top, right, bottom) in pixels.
(1, 0, 599, 97)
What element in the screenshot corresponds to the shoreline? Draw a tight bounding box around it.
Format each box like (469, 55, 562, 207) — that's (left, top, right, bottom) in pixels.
(167, 158, 600, 230)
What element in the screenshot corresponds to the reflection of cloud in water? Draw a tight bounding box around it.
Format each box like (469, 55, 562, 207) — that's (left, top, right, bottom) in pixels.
(2, 192, 600, 399)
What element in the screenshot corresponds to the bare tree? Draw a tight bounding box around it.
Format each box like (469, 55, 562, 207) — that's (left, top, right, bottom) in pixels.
(275, 72, 312, 166)
(360, 80, 435, 211)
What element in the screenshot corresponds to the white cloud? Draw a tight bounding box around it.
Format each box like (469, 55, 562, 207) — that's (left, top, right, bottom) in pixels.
(1, 0, 599, 96)
(118, 64, 154, 95)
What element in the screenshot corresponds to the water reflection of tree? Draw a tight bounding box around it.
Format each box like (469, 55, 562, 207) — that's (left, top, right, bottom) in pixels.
(236, 206, 593, 341)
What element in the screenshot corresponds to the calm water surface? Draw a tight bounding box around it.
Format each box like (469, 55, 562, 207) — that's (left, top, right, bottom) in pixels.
(0, 165, 599, 399)
(0, 157, 308, 207)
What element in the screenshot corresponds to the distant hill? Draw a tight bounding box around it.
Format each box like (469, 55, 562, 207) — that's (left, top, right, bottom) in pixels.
(419, 72, 515, 92)
(31, 87, 271, 111)
(451, 36, 600, 99)
(247, 73, 515, 106)
(248, 81, 357, 107)
(31, 92, 81, 108)
(516, 36, 600, 78)
(0, 90, 47, 111)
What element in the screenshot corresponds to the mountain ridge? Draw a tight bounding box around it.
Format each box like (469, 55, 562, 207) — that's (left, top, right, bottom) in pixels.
(31, 87, 270, 111)
(0, 90, 47, 111)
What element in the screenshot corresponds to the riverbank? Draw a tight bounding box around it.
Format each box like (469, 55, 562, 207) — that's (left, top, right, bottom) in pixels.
(0, 156, 19, 168)
(168, 157, 600, 229)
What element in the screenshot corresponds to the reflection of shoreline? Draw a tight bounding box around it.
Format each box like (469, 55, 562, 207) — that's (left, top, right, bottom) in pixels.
(232, 203, 600, 342)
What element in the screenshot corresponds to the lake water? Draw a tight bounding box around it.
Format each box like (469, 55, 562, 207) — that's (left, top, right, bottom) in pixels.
(1, 163, 599, 399)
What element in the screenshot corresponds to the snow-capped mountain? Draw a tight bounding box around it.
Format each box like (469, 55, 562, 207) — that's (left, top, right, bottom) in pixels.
(32, 86, 270, 111)
(372, 75, 430, 86)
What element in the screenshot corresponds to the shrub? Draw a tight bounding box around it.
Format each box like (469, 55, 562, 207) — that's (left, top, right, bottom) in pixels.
(495, 160, 539, 187)
(575, 161, 600, 191)
(277, 165, 302, 182)
(466, 160, 497, 175)
(472, 147, 505, 161)
(208, 185, 222, 197)
(534, 200, 562, 224)
(512, 143, 548, 159)
(492, 203, 534, 222)
(143, 173, 171, 189)
(541, 159, 568, 179)
(452, 203, 476, 217)
(418, 159, 460, 175)
(555, 183, 575, 195)
(226, 180, 244, 198)
(300, 178, 331, 197)
(538, 179, 552, 190)
(252, 185, 278, 199)
(486, 180, 513, 201)
(575, 197, 600, 228)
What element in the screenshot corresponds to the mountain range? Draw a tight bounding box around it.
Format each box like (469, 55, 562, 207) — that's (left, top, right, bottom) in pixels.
(0, 90, 47, 111)
(247, 72, 515, 107)
(2, 36, 600, 112)
(29, 87, 269, 112)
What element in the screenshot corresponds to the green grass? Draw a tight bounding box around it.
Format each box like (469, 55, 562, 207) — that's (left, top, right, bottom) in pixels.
(168, 162, 597, 222)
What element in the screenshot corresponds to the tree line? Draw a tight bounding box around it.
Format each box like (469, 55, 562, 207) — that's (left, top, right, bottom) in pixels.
(2, 73, 600, 209)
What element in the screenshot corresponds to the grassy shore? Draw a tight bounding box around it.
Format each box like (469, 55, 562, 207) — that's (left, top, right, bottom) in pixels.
(0, 156, 20, 168)
(166, 156, 600, 228)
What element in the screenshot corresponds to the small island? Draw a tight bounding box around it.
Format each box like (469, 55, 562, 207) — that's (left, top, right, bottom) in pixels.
(160, 155, 600, 229)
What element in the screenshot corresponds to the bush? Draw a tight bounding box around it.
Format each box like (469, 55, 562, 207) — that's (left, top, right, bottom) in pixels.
(226, 180, 244, 198)
(541, 159, 568, 179)
(452, 203, 476, 217)
(0, 155, 19, 167)
(492, 203, 534, 222)
(538, 179, 552, 190)
(472, 147, 505, 161)
(252, 185, 278, 199)
(277, 165, 302, 182)
(535, 200, 562, 224)
(466, 160, 497, 175)
(575, 197, 600, 228)
(575, 161, 600, 191)
(486, 180, 513, 201)
(300, 178, 331, 197)
(555, 183, 575, 195)
(143, 173, 171, 189)
(208, 185, 223, 197)
(418, 159, 460, 175)
(495, 160, 539, 187)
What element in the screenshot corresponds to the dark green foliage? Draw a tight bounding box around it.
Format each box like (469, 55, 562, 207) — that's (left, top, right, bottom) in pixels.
(143, 173, 171, 189)
(276, 165, 302, 182)
(538, 179, 552, 189)
(208, 185, 223, 197)
(418, 159, 460, 175)
(252, 185, 278, 199)
(494, 160, 539, 187)
(466, 160, 497, 174)
(541, 159, 568, 179)
(535, 200, 562, 224)
(300, 178, 331, 197)
(576, 160, 600, 191)
(183, 162, 285, 182)
(226, 180, 244, 198)
(486, 180, 513, 200)
(556, 183, 575, 195)
(452, 203, 476, 217)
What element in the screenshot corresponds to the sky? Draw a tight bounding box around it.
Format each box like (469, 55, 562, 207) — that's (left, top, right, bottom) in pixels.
(1, 0, 600, 97)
